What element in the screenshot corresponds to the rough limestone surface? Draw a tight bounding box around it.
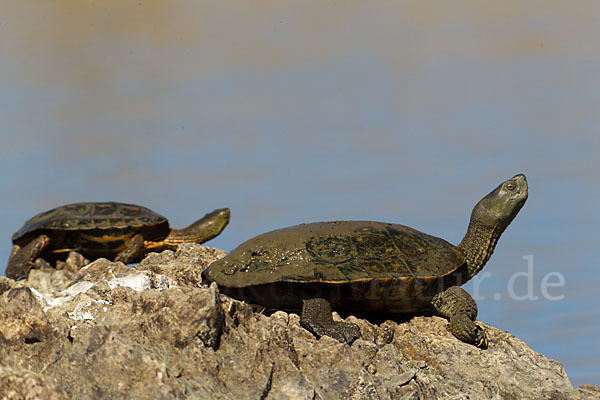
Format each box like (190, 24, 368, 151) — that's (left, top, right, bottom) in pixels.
(0, 243, 597, 400)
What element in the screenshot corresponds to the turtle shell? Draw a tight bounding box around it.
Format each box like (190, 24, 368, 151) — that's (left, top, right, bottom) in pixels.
(204, 221, 466, 313)
(12, 202, 170, 245)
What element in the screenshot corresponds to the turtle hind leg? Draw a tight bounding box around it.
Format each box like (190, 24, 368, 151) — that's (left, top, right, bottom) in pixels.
(431, 286, 488, 349)
(6, 234, 51, 280)
(300, 298, 360, 344)
(114, 233, 147, 264)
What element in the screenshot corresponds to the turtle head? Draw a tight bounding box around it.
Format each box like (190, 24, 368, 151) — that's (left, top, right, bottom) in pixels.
(458, 174, 528, 280)
(471, 173, 528, 230)
(170, 208, 231, 244)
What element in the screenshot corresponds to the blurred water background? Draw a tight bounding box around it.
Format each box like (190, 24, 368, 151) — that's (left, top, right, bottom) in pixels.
(1, 1, 598, 387)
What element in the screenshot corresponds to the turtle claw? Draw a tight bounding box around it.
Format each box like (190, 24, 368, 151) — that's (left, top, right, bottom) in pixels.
(328, 321, 360, 344)
(5, 260, 34, 281)
(473, 324, 488, 349)
(449, 315, 489, 349)
(302, 319, 360, 344)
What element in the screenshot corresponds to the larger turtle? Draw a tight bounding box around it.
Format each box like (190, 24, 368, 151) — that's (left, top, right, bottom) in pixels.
(203, 174, 528, 348)
(7, 202, 230, 280)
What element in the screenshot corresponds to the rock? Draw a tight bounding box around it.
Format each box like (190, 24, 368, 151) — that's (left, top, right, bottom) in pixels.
(0, 243, 597, 399)
(55, 251, 90, 272)
(0, 279, 52, 344)
(0, 369, 68, 400)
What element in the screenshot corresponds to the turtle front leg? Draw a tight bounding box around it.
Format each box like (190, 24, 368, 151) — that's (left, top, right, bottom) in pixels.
(300, 298, 361, 344)
(6, 234, 51, 280)
(114, 233, 146, 264)
(431, 286, 488, 349)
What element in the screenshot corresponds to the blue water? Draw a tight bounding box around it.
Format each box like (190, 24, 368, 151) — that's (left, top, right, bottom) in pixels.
(1, 2, 598, 387)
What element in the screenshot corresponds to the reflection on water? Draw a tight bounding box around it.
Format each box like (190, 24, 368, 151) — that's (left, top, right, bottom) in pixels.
(1, 1, 599, 386)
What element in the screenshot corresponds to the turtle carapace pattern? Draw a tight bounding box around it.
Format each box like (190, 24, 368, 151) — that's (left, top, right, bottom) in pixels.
(203, 174, 528, 348)
(7, 202, 230, 280)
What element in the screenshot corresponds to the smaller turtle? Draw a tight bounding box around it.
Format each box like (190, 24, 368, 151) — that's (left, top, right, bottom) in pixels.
(203, 174, 528, 348)
(6, 202, 230, 280)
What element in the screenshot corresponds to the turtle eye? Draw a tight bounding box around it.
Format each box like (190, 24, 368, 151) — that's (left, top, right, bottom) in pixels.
(505, 182, 516, 191)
